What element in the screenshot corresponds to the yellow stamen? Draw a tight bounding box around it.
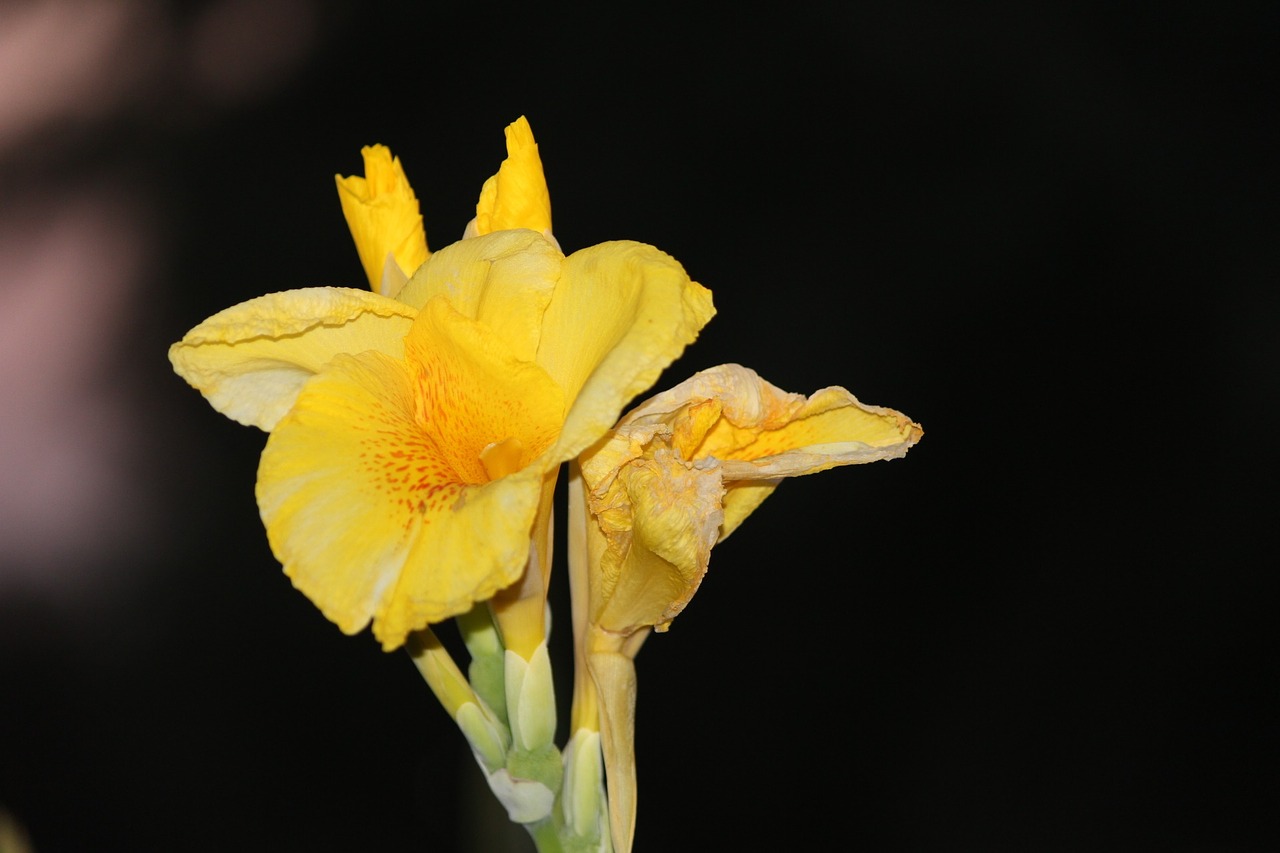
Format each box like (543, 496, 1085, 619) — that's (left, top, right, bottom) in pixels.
(480, 437, 526, 481)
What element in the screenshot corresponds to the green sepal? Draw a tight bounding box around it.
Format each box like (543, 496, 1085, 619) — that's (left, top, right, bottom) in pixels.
(507, 642, 557, 751)
(508, 742, 563, 796)
(562, 729, 608, 844)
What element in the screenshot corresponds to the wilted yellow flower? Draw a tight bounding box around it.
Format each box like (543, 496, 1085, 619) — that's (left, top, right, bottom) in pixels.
(573, 362, 922, 850)
(582, 362, 922, 634)
(169, 119, 714, 651)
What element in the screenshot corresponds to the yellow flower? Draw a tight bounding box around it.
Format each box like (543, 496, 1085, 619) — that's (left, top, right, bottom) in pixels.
(572, 363, 922, 850)
(169, 120, 714, 652)
(582, 362, 922, 634)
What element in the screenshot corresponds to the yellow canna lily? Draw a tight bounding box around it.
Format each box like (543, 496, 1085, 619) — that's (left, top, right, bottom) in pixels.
(571, 363, 922, 851)
(581, 362, 923, 634)
(169, 119, 714, 652)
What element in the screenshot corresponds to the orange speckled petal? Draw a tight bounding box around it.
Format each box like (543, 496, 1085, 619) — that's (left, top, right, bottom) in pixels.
(257, 299, 565, 650)
(402, 297, 566, 483)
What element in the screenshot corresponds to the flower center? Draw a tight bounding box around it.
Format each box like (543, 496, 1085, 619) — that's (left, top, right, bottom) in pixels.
(479, 437, 525, 481)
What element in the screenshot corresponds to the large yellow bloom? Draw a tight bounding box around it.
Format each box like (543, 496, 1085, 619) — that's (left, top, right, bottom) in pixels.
(169, 119, 715, 651)
(573, 363, 922, 850)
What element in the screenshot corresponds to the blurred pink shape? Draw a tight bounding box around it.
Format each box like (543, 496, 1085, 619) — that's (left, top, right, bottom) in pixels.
(0, 189, 150, 587)
(0, 0, 163, 156)
(0, 0, 319, 601)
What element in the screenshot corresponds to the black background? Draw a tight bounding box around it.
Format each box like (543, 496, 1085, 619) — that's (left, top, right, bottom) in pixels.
(1, 1, 1275, 850)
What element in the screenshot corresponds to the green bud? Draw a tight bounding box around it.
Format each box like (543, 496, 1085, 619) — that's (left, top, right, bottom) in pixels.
(562, 729, 607, 843)
(455, 702, 509, 773)
(507, 642, 557, 751)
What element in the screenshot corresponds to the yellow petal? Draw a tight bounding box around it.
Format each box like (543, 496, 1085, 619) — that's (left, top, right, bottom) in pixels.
(539, 241, 715, 463)
(473, 117, 552, 237)
(256, 297, 566, 650)
(336, 145, 430, 295)
(585, 446, 722, 633)
(578, 364, 922, 636)
(397, 229, 561, 363)
(618, 364, 923, 538)
(168, 287, 417, 431)
(401, 297, 565, 486)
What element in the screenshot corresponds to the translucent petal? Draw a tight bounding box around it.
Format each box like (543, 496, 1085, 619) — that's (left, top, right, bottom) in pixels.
(168, 287, 416, 431)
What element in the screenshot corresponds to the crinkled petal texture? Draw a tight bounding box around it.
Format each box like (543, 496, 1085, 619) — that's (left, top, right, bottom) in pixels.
(167, 287, 417, 431)
(581, 363, 923, 634)
(335, 144, 430, 296)
(584, 444, 722, 634)
(472, 116, 552, 237)
(244, 232, 713, 649)
(257, 297, 566, 650)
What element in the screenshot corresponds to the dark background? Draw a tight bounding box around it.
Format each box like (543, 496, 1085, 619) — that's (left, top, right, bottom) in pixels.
(1, 1, 1274, 850)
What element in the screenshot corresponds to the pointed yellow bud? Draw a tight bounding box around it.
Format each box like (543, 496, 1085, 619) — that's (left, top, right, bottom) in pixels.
(335, 144, 430, 296)
(473, 116, 553, 237)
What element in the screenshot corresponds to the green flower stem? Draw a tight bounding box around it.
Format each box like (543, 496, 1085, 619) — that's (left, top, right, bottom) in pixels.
(405, 627, 476, 719)
(514, 728, 615, 853)
(526, 818, 564, 853)
(407, 627, 509, 773)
